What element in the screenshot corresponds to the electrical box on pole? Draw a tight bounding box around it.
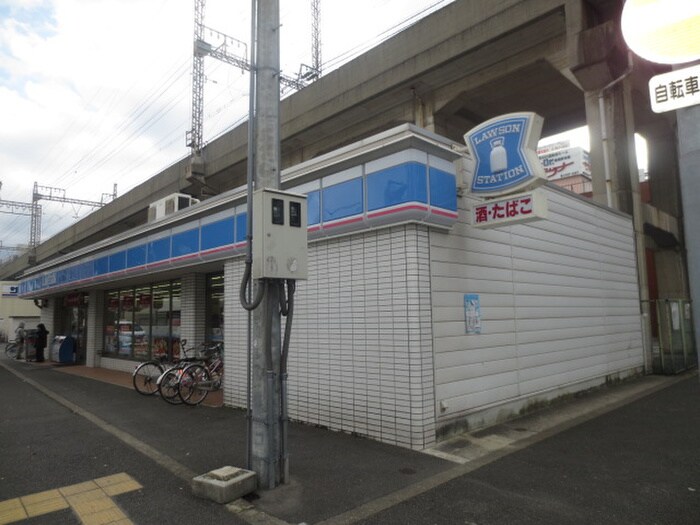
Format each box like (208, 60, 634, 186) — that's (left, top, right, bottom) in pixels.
(252, 188, 307, 280)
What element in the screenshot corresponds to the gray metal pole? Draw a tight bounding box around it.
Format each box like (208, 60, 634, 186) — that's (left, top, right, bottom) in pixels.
(245, 0, 258, 473)
(251, 0, 282, 489)
(676, 104, 700, 376)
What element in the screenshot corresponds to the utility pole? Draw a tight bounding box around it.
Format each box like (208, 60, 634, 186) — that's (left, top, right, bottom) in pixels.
(250, 0, 283, 490)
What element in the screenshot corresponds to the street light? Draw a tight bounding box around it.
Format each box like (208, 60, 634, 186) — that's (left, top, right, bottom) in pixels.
(621, 0, 700, 65)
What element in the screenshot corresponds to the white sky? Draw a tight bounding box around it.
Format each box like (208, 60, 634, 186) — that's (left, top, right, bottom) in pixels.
(0, 0, 456, 253)
(539, 125, 648, 176)
(0, 0, 645, 257)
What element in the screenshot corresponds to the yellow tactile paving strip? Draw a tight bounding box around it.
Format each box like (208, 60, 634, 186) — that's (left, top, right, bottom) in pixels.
(0, 473, 141, 525)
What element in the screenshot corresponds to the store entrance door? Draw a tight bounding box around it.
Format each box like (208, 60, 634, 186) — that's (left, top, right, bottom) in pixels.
(62, 293, 88, 364)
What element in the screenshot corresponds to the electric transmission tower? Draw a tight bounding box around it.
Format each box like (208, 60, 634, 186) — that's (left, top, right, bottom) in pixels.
(186, 0, 321, 186)
(299, 0, 322, 82)
(0, 199, 39, 255)
(0, 199, 37, 219)
(0, 182, 40, 257)
(0, 242, 27, 252)
(0, 181, 116, 265)
(29, 182, 117, 247)
(0, 242, 28, 265)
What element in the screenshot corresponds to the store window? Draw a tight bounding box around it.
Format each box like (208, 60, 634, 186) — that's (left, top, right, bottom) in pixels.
(104, 291, 120, 356)
(103, 279, 181, 361)
(151, 282, 171, 360)
(206, 273, 224, 343)
(118, 289, 135, 358)
(133, 286, 151, 360)
(171, 280, 182, 359)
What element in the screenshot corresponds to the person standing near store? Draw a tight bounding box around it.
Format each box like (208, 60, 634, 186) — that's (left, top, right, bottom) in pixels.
(35, 323, 49, 363)
(14, 322, 26, 360)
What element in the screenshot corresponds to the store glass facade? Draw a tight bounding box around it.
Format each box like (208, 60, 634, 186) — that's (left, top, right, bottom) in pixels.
(206, 273, 224, 343)
(103, 280, 181, 361)
(60, 292, 89, 364)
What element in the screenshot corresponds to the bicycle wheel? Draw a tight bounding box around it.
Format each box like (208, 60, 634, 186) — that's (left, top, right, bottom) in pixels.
(179, 364, 210, 406)
(132, 361, 164, 395)
(5, 343, 18, 359)
(158, 368, 184, 405)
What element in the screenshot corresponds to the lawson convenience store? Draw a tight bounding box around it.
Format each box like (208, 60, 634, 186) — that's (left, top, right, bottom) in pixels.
(17, 124, 643, 449)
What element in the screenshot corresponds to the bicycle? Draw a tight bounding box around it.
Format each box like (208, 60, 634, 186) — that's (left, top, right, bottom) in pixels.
(132, 339, 195, 396)
(157, 366, 187, 405)
(177, 343, 224, 406)
(132, 359, 165, 396)
(157, 342, 221, 405)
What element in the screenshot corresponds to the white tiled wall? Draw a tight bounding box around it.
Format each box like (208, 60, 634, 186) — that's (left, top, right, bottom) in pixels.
(100, 356, 140, 374)
(86, 291, 104, 368)
(223, 259, 248, 408)
(223, 225, 437, 449)
(180, 273, 206, 351)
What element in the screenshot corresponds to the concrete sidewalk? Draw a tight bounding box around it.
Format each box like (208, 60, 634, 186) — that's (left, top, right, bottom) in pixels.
(35, 359, 225, 407)
(1, 356, 695, 524)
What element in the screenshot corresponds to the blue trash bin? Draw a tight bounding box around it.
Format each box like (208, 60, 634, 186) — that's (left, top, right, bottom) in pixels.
(58, 336, 76, 364)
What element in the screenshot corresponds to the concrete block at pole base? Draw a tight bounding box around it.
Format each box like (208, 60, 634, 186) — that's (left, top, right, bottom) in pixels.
(191, 466, 257, 504)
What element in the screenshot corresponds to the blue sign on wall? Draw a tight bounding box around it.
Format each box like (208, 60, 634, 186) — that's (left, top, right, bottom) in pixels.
(464, 294, 481, 334)
(464, 112, 546, 197)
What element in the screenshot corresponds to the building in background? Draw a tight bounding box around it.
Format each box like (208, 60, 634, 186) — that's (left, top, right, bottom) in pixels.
(0, 282, 40, 342)
(538, 141, 592, 196)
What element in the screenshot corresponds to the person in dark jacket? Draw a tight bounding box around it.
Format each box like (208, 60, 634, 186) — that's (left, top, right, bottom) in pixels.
(35, 323, 49, 363)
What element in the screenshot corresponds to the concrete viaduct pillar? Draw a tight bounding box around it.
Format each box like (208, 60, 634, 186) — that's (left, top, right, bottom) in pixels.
(570, 15, 653, 371)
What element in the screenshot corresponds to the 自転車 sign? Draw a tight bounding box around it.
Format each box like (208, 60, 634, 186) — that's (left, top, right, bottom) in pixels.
(649, 63, 700, 113)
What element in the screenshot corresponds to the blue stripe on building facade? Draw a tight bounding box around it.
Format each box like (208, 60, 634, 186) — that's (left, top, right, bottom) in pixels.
(19, 160, 458, 296)
(367, 162, 428, 211)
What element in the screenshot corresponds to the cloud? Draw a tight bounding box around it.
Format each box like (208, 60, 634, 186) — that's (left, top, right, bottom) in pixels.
(0, 0, 455, 254)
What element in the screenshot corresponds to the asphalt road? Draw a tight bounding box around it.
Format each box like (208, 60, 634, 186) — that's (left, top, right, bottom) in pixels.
(1, 358, 699, 525)
(0, 365, 246, 524)
(356, 375, 700, 525)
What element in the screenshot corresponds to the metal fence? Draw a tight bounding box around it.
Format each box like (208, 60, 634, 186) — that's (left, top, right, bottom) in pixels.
(651, 299, 697, 374)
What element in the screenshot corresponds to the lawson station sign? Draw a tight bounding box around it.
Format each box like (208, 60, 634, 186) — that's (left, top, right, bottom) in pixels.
(464, 112, 546, 196)
(463, 112, 548, 228)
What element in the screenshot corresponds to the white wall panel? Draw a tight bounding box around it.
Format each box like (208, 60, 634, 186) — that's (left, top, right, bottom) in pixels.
(432, 333, 516, 354)
(431, 186, 643, 433)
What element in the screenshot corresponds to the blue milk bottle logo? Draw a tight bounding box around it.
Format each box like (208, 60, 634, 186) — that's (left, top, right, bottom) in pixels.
(464, 112, 546, 197)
